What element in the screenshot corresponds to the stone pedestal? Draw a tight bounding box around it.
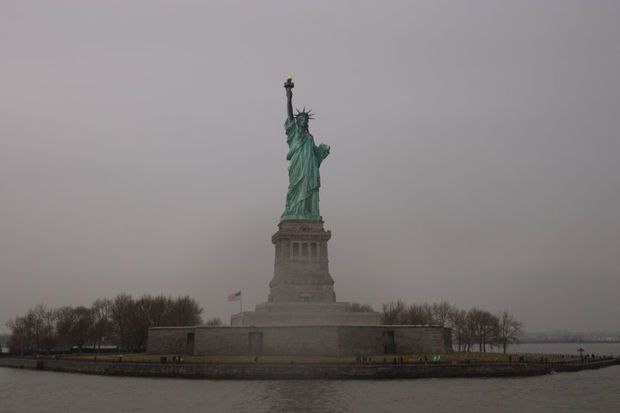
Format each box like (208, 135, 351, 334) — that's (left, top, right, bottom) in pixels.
(269, 220, 335, 303)
(231, 220, 382, 326)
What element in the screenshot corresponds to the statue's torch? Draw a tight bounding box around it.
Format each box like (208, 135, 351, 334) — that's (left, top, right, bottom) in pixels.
(284, 75, 294, 90)
(284, 76, 294, 116)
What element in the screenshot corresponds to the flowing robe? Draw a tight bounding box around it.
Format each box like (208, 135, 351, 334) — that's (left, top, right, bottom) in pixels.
(281, 117, 330, 221)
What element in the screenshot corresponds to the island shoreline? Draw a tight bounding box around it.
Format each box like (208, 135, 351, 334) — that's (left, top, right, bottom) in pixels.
(1, 357, 617, 380)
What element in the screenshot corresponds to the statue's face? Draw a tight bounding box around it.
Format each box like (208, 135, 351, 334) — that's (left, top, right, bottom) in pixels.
(297, 115, 308, 128)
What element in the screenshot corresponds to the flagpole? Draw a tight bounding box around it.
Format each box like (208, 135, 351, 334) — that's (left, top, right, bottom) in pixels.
(240, 292, 243, 313)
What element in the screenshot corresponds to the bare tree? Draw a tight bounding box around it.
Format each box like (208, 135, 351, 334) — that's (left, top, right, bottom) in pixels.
(204, 317, 223, 326)
(71, 307, 93, 351)
(449, 308, 469, 352)
(6, 317, 30, 355)
(108, 294, 203, 351)
(110, 293, 137, 351)
(432, 301, 454, 327)
(168, 295, 203, 326)
(350, 302, 375, 312)
(31, 304, 56, 352)
(7, 293, 205, 354)
(25, 306, 44, 352)
(6, 304, 58, 354)
(381, 300, 406, 325)
(466, 308, 499, 352)
(404, 303, 434, 325)
(90, 298, 112, 351)
(497, 310, 523, 354)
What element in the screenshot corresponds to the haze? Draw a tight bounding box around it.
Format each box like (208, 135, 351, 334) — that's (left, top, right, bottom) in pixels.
(1, 0, 619, 333)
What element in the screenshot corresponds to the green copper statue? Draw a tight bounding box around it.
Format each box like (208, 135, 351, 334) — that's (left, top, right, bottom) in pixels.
(281, 77, 330, 221)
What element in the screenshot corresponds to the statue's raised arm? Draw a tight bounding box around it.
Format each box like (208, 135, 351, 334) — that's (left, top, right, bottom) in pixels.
(284, 76, 294, 121)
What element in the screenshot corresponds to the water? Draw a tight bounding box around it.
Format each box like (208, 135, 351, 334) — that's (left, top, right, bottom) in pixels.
(510, 342, 620, 356)
(1, 343, 619, 413)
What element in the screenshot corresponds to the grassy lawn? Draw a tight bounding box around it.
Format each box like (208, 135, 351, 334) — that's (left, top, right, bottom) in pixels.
(63, 352, 576, 364)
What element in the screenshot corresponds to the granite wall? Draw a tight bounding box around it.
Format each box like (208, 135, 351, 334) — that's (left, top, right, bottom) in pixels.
(146, 327, 196, 355)
(147, 325, 452, 356)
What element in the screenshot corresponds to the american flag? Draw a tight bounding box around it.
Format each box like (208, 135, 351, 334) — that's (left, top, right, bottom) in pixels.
(228, 291, 241, 301)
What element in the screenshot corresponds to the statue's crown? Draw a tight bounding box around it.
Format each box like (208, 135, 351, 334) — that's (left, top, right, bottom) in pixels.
(295, 107, 315, 120)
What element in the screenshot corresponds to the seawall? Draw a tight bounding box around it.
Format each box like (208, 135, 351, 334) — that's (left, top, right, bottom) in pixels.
(0, 357, 617, 380)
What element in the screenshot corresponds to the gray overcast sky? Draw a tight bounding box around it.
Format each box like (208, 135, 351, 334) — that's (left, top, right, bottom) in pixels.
(1, 0, 619, 333)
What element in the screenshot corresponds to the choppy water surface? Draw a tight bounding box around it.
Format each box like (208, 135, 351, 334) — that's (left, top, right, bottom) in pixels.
(1, 343, 619, 413)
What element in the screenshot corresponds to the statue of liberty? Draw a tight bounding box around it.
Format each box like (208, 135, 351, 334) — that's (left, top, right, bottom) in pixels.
(281, 77, 330, 221)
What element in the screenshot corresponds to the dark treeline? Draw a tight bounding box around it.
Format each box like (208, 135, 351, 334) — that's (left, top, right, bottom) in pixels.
(380, 300, 523, 353)
(6, 296, 521, 355)
(5, 294, 217, 355)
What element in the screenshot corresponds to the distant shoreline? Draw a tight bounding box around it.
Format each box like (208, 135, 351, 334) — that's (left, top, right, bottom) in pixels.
(1, 356, 617, 380)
